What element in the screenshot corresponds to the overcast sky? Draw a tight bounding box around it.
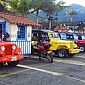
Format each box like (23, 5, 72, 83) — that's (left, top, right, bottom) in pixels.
(56, 0, 85, 7)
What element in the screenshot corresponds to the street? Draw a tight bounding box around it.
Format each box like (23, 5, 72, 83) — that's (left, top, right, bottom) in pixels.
(0, 53, 85, 85)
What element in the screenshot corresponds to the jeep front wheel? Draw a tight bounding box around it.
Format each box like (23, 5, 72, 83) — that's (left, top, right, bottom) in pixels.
(58, 49, 68, 58)
(80, 47, 85, 52)
(7, 61, 19, 66)
(0, 63, 3, 66)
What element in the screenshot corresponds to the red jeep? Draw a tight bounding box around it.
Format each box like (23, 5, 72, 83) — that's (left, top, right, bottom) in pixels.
(76, 40, 85, 52)
(0, 41, 24, 66)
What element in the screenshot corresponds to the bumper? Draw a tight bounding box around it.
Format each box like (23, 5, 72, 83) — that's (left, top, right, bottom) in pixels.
(0, 54, 24, 62)
(69, 49, 80, 54)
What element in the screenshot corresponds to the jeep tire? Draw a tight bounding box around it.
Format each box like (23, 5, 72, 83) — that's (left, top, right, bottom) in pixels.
(7, 61, 19, 66)
(80, 46, 85, 52)
(58, 49, 68, 58)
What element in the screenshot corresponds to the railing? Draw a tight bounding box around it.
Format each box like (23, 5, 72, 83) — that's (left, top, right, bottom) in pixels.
(8, 41, 31, 55)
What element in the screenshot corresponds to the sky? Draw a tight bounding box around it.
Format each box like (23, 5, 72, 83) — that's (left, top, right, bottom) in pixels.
(56, 0, 85, 7)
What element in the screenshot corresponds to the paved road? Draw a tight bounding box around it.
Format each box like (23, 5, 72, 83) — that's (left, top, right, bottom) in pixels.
(0, 53, 85, 85)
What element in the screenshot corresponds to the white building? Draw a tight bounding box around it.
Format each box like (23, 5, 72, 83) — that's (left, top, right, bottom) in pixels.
(0, 13, 41, 54)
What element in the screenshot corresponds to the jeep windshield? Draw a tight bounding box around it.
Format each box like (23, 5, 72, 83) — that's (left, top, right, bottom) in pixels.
(59, 32, 67, 40)
(66, 33, 78, 41)
(76, 33, 85, 40)
(49, 32, 59, 38)
(40, 32, 49, 41)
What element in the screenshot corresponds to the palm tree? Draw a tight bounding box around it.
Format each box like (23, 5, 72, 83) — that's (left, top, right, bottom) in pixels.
(42, 0, 64, 29)
(29, 0, 44, 24)
(17, 0, 31, 16)
(7, 0, 31, 16)
(0, 1, 9, 13)
(67, 10, 77, 21)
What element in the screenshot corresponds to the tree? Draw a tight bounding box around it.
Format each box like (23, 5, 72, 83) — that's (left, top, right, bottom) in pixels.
(0, 0, 13, 13)
(67, 10, 77, 21)
(8, 0, 31, 16)
(42, 0, 64, 29)
(7, 0, 20, 14)
(18, 0, 31, 16)
(29, 0, 45, 24)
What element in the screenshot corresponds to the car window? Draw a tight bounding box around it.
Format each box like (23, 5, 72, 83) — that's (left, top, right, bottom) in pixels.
(74, 34, 78, 40)
(32, 32, 38, 41)
(54, 33, 59, 38)
(66, 34, 74, 40)
(40, 32, 49, 41)
(41, 33, 47, 38)
(82, 35, 85, 40)
(49, 34, 54, 38)
(59, 33, 67, 40)
(50, 33, 59, 38)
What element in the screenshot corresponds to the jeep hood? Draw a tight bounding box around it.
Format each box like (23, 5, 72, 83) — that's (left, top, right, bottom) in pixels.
(50, 38, 73, 43)
(0, 41, 14, 46)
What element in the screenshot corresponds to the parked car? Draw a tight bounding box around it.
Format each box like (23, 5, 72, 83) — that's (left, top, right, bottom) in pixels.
(58, 32, 67, 40)
(59, 32, 78, 41)
(32, 29, 80, 58)
(59, 32, 85, 52)
(31, 29, 50, 54)
(76, 33, 85, 40)
(76, 34, 85, 52)
(76, 40, 85, 52)
(0, 41, 24, 66)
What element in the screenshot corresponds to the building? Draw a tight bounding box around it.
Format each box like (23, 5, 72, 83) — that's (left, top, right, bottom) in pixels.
(0, 13, 41, 54)
(41, 21, 85, 34)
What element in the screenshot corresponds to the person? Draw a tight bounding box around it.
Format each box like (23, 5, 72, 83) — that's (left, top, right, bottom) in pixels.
(2, 32, 10, 41)
(2, 33, 4, 41)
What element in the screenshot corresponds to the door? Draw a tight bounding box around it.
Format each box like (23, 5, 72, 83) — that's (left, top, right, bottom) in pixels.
(0, 22, 6, 40)
(0, 24, 2, 39)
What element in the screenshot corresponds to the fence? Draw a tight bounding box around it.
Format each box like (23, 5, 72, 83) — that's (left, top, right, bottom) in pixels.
(9, 41, 31, 55)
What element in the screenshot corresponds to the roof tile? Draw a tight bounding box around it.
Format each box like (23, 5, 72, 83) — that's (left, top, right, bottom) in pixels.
(0, 13, 41, 26)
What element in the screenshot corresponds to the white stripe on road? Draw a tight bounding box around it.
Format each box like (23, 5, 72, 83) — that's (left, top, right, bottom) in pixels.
(66, 76, 85, 83)
(17, 64, 85, 83)
(76, 55, 85, 59)
(54, 59, 85, 66)
(17, 64, 63, 76)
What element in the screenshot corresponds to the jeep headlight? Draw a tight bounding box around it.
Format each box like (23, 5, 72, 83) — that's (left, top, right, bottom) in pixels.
(12, 45, 16, 50)
(1, 46, 5, 51)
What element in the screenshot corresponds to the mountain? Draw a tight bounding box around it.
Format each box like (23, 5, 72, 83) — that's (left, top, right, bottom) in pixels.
(57, 4, 85, 21)
(28, 4, 85, 22)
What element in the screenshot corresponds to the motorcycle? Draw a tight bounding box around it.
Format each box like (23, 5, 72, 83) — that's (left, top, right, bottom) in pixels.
(37, 40, 53, 63)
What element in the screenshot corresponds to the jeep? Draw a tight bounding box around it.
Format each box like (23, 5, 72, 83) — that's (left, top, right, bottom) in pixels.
(58, 32, 85, 52)
(32, 30, 80, 58)
(0, 41, 24, 66)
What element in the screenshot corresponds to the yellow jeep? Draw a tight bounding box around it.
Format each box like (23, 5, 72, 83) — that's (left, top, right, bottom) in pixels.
(32, 30, 80, 57)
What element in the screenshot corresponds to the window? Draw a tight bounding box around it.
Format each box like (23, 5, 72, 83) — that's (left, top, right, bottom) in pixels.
(32, 32, 38, 41)
(53, 33, 59, 38)
(17, 26, 26, 39)
(40, 32, 49, 41)
(67, 35, 74, 40)
(60, 33, 67, 40)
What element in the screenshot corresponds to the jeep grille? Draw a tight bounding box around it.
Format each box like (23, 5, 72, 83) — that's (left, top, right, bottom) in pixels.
(5, 45, 12, 55)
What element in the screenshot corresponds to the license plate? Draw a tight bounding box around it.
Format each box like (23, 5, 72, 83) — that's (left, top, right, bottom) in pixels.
(11, 56, 17, 61)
